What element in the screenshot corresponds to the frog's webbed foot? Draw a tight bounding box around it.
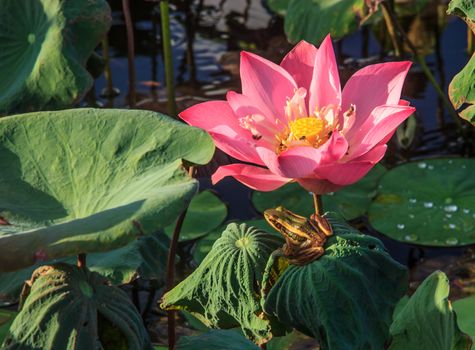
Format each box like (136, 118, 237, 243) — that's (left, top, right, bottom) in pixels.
(285, 245, 325, 266)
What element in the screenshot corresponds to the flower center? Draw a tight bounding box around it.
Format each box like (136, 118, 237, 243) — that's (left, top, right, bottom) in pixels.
(238, 88, 354, 155)
(289, 117, 325, 142)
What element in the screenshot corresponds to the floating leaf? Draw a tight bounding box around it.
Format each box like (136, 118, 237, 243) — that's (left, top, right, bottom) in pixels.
(447, 0, 475, 125)
(165, 190, 227, 241)
(388, 271, 472, 350)
(161, 223, 283, 343)
(368, 158, 475, 246)
(0, 0, 111, 115)
(2, 264, 152, 349)
(176, 330, 260, 350)
(283, 0, 377, 44)
(0, 109, 214, 272)
(253, 164, 386, 220)
(263, 218, 408, 350)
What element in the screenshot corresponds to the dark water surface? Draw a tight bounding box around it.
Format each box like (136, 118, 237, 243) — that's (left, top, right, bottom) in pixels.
(97, 0, 473, 268)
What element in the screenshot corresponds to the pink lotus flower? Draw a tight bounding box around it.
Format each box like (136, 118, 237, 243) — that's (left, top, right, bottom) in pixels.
(180, 36, 415, 194)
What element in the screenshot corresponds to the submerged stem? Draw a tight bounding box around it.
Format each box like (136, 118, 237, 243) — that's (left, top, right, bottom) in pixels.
(380, 2, 462, 128)
(166, 166, 194, 350)
(102, 37, 113, 95)
(160, 0, 177, 116)
(122, 0, 136, 108)
(468, 26, 474, 55)
(381, 3, 402, 57)
(313, 194, 324, 216)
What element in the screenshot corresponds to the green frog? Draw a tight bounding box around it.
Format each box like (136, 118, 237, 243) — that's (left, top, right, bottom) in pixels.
(264, 206, 332, 265)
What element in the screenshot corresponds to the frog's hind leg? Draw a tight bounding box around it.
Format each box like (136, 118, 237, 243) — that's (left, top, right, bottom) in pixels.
(288, 246, 324, 266)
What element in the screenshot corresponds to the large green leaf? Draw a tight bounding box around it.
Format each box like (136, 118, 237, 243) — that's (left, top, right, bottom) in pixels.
(368, 158, 475, 247)
(161, 223, 283, 343)
(0, 109, 214, 272)
(447, 0, 475, 125)
(0, 0, 111, 115)
(2, 263, 152, 350)
(165, 190, 227, 241)
(253, 164, 386, 221)
(283, 0, 376, 44)
(176, 330, 260, 350)
(388, 271, 472, 350)
(263, 218, 408, 350)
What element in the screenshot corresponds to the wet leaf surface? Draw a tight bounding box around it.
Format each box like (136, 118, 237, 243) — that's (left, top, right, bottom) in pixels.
(368, 158, 475, 246)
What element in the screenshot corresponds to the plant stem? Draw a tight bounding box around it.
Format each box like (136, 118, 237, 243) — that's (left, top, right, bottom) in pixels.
(468, 26, 474, 55)
(380, 1, 462, 128)
(381, 2, 402, 57)
(77, 253, 86, 269)
(122, 0, 136, 108)
(102, 37, 114, 96)
(160, 0, 177, 116)
(166, 167, 194, 350)
(313, 194, 323, 216)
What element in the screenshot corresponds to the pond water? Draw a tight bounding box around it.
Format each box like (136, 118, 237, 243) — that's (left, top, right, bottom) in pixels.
(95, 0, 472, 268)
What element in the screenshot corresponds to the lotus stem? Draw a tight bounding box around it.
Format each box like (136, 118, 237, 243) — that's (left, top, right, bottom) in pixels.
(380, 2, 462, 129)
(166, 166, 194, 349)
(468, 26, 474, 55)
(313, 194, 324, 216)
(122, 0, 136, 108)
(160, 0, 177, 116)
(77, 253, 86, 269)
(101, 37, 114, 96)
(381, 2, 402, 57)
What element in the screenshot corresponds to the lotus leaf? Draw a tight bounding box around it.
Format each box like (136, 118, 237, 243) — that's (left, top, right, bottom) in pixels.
(0, 0, 111, 115)
(263, 218, 408, 350)
(453, 295, 475, 344)
(161, 223, 283, 343)
(164, 190, 227, 241)
(0, 233, 168, 301)
(0, 108, 214, 272)
(447, 0, 475, 125)
(368, 158, 475, 246)
(2, 264, 152, 350)
(388, 271, 472, 350)
(283, 0, 376, 45)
